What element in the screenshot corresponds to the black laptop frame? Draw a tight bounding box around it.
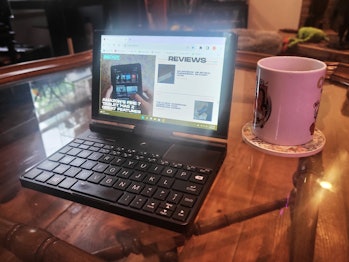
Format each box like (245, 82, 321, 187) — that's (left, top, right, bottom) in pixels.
(91, 30, 237, 141)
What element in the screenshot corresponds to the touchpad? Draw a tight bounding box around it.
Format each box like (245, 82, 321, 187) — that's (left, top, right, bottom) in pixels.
(163, 144, 224, 169)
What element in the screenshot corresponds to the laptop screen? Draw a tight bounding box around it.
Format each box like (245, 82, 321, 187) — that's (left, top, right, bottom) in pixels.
(92, 30, 236, 139)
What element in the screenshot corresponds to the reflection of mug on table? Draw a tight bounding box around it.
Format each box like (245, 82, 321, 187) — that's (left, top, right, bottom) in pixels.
(253, 56, 327, 146)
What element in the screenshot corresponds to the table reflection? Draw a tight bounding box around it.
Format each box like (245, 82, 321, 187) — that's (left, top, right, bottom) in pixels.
(29, 66, 92, 155)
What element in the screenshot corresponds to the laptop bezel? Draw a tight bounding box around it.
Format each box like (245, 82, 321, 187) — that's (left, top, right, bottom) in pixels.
(91, 30, 237, 140)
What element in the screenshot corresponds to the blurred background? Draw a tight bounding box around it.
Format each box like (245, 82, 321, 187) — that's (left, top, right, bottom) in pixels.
(1, 0, 348, 66)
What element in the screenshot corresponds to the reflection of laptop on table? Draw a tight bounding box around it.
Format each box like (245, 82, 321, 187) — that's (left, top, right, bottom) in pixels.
(20, 30, 237, 233)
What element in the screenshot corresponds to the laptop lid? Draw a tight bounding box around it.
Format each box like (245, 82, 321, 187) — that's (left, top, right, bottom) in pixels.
(91, 30, 237, 141)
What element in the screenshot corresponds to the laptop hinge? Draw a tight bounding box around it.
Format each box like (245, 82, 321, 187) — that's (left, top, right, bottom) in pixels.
(90, 121, 227, 148)
(89, 120, 134, 134)
(133, 125, 227, 148)
(133, 124, 173, 140)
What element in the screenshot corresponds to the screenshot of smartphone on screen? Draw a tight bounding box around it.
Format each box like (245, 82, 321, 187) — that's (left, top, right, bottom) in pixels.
(111, 63, 142, 100)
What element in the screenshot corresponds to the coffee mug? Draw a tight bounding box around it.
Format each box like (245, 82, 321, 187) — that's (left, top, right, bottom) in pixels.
(253, 56, 327, 146)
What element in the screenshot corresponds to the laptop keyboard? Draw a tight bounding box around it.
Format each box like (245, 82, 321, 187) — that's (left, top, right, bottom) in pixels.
(20, 136, 215, 232)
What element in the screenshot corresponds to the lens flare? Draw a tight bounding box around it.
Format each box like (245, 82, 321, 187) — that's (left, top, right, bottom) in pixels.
(317, 180, 333, 190)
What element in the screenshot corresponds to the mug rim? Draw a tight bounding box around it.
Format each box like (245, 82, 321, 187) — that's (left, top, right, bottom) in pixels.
(257, 56, 327, 73)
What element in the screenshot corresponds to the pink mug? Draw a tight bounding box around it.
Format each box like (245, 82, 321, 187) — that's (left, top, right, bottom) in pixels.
(253, 56, 327, 146)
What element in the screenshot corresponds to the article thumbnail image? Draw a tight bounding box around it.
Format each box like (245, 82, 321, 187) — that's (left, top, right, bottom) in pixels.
(194, 101, 213, 121)
(158, 64, 175, 84)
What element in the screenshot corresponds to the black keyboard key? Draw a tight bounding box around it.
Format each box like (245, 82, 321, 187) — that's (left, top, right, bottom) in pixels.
(78, 144, 90, 150)
(104, 166, 121, 176)
(93, 142, 104, 148)
(123, 159, 138, 168)
(117, 168, 133, 178)
(35, 171, 53, 182)
(24, 168, 42, 179)
(69, 142, 80, 148)
(167, 191, 183, 204)
(146, 157, 157, 163)
(70, 157, 86, 167)
(49, 153, 64, 162)
(83, 140, 94, 146)
(154, 188, 169, 200)
(181, 195, 197, 208)
(175, 170, 191, 180)
(99, 155, 114, 164)
(81, 160, 97, 170)
(87, 152, 103, 160)
(67, 148, 82, 156)
(173, 207, 190, 221)
(64, 167, 81, 177)
(159, 202, 176, 211)
(89, 146, 100, 152)
(52, 164, 70, 174)
(156, 207, 173, 218)
(189, 173, 208, 184)
(92, 163, 108, 173)
(76, 169, 93, 180)
(185, 165, 197, 171)
(121, 152, 134, 158)
(59, 177, 77, 189)
(100, 176, 118, 187)
(144, 174, 160, 185)
(74, 139, 84, 144)
(143, 199, 160, 213)
(111, 157, 126, 166)
(77, 150, 92, 158)
(127, 182, 144, 194)
(117, 192, 135, 205)
(158, 159, 169, 165)
(171, 162, 183, 168)
(110, 150, 121, 156)
(71, 181, 122, 202)
(59, 146, 71, 154)
(141, 185, 156, 197)
(126, 148, 136, 154)
(87, 172, 105, 184)
(135, 162, 150, 171)
(99, 148, 110, 154)
(103, 144, 114, 150)
(161, 167, 177, 177)
(59, 155, 75, 165)
(130, 196, 147, 209)
(198, 168, 212, 174)
(148, 164, 163, 174)
(133, 155, 145, 161)
(37, 160, 59, 171)
(158, 177, 174, 189)
(113, 178, 131, 190)
(172, 180, 202, 195)
(47, 174, 65, 186)
(130, 171, 146, 181)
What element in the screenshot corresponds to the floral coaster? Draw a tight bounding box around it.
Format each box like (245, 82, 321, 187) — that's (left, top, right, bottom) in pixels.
(241, 122, 326, 157)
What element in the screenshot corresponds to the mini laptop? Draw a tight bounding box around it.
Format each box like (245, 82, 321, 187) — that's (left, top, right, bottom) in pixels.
(20, 30, 237, 233)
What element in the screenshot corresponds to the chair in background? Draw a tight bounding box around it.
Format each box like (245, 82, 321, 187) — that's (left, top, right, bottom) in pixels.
(0, 0, 16, 65)
(0, 0, 51, 66)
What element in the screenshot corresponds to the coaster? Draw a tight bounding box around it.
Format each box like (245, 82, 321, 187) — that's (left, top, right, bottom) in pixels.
(241, 122, 326, 157)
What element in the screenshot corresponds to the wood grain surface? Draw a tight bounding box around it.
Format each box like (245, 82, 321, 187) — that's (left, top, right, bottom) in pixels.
(0, 61, 348, 261)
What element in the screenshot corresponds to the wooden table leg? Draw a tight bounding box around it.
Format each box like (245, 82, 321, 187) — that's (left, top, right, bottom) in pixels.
(289, 153, 324, 262)
(0, 217, 103, 262)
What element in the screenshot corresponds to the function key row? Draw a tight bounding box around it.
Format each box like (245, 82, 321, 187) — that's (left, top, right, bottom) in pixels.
(63, 139, 212, 174)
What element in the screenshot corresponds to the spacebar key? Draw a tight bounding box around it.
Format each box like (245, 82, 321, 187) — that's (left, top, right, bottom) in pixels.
(71, 181, 122, 202)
